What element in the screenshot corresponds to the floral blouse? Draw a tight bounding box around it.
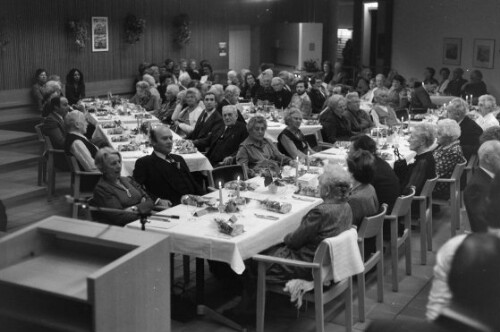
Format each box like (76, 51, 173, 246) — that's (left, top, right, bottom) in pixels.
(432, 140, 464, 199)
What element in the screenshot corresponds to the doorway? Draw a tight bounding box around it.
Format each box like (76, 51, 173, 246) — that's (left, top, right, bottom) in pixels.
(229, 26, 251, 71)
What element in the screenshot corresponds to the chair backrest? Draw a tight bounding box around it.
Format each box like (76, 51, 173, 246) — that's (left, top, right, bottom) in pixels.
(451, 159, 467, 180)
(420, 175, 439, 198)
(67, 155, 81, 173)
(208, 164, 248, 188)
(390, 186, 416, 218)
(34, 123, 45, 143)
(358, 204, 388, 240)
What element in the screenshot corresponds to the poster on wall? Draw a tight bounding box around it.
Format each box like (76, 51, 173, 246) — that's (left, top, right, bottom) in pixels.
(219, 42, 227, 57)
(473, 39, 495, 69)
(92, 17, 109, 52)
(442, 38, 461, 65)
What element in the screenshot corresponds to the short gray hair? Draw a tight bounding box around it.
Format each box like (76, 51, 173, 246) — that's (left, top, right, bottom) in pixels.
(166, 84, 179, 95)
(222, 105, 237, 114)
(478, 94, 497, 114)
(446, 98, 469, 121)
(283, 108, 302, 126)
(186, 87, 201, 101)
(247, 115, 267, 132)
(64, 110, 85, 131)
(437, 118, 461, 142)
(479, 140, 500, 170)
(319, 164, 352, 201)
(412, 122, 437, 148)
(224, 85, 241, 98)
(142, 74, 155, 87)
(271, 77, 284, 86)
(179, 72, 191, 85)
(345, 92, 360, 104)
(136, 80, 149, 91)
(95, 147, 121, 173)
(373, 87, 390, 104)
(325, 94, 346, 110)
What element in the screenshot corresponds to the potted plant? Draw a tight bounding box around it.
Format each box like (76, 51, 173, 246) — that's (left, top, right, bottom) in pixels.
(172, 14, 191, 48)
(67, 20, 89, 49)
(125, 14, 146, 44)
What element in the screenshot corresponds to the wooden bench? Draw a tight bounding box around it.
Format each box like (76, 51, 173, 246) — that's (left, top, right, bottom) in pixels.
(0, 79, 134, 132)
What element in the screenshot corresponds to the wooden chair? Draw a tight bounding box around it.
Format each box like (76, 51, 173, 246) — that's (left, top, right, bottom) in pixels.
(413, 175, 439, 265)
(67, 155, 101, 218)
(433, 159, 467, 237)
(40, 133, 67, 197)
(34, 123, 46, 186)
(305, 132, 334, 151)
(384, 187, 415, 292)
(207, 164, 248, 191)
(356, 203, 388, 322)
(254, 232, 361, 332)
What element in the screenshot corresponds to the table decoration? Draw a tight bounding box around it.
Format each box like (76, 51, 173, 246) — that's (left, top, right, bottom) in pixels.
(260, 199, 292, 214)
(214, 215, 244, 236)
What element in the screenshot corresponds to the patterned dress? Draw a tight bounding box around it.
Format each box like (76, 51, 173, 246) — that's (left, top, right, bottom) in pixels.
(432, 141, 464, 200)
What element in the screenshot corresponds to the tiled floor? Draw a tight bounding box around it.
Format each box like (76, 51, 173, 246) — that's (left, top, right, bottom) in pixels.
(3, 176, 458, 332)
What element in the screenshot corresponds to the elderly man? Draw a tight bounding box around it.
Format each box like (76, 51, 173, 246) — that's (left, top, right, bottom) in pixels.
(42, 96, 70, 149)
(206, 105, 249, 166)
(446, 98, 483, 160)
(186, 92, 223, 151)
(308, 74, 328, 114)
(133, 125, 203, 206)
(178, 72, 191, 91)
(64, 110, 98, 171)
(462, 70, 487, 105)
(444, 68, 467, 97)
(289, 80, 313, 119)
(271, 77, 292, 109)
(474, 94, 499, 130)
(409, 78, 437, 111)
(344, 92, 373, 134)
(464, 140, 500, 232)
(255, 74, 275, 104)
(278, 71, 295, 92)
(236, 115, 295, 177)
(216, 85, 245, 123)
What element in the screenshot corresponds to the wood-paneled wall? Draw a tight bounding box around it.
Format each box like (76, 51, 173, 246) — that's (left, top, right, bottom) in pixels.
(0, 0, 328, 91)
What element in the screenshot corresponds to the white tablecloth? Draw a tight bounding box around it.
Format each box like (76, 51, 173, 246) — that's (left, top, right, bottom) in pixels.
(264, 122, 323, 142)
(127, 177, 322, 274)
(430, 95, 455, 106)
(89, 112, 213, 176)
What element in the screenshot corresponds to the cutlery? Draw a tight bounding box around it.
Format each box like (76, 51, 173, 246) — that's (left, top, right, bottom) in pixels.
(292, 195, 315, 202)
(254, 213, 279, 221)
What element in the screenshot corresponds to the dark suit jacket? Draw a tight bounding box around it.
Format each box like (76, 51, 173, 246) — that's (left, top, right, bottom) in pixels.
(133, 153, 203, 206)
(206, 122, 249, 166)
(42, 112, 66, 149)
(464, 168, 492, 232)
(411, 86, 436, 110)
(186, 110, 223, 151)
(273, 89, 292, 109)
(216, 99, 245, 123)
(373, 156, 401, 213)
(459, 116, 483, 161)
(308, 88, 327, 114)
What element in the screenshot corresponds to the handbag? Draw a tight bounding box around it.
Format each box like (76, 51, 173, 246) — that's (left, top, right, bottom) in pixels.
(392, 147, 408, 185)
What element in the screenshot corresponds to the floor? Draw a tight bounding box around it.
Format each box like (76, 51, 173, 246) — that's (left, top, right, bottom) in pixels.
(3, 172, 458, 332)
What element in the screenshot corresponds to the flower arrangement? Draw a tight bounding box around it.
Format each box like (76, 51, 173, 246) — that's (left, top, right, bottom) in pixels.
(172, 14, 191, 47)
(125, 14, 146, 44)
(67, 20, 89, 49)
(303, 59, 319, 72)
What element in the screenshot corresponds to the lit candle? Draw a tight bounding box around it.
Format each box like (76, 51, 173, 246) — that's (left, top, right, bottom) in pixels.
(470, 95, 473, 104)
(219, 181, 224, 206)
(306, 151, 310, 172)
(236, 176, 240, 199)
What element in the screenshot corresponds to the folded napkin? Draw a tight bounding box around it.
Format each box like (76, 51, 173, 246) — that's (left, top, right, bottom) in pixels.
(322, 228, 364, 283)
(283, 279, 315, 308)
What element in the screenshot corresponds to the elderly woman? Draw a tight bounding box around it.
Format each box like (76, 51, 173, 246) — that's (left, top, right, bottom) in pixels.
(227, 70, 241, 88)
(433, 119, 465, 200)
(277, 108, 314, 159)
(240, 72, 260, 102)
(347, 150, 379, 227)
(65, 68, 86, 105)
(64, 110, 99, 171)
(32, 68, 48, 113)
(142, 74, 161, 111)
(262, 164, 353, 283)
(370, 87, 399, 127)
(92, 148, 169, 226)
(236, 115, 294, 177)
(356, 68, 373, 97)
(173, 87, 203, 136)
(319, 94, 352, 143)
(344, 92, 373, 134)
(41, 80, 64, 117)
(473, 95, 499, 130)
(130, 81, 158, 113)
(388, 74, 408, 110)
(401, 122, 437, 194)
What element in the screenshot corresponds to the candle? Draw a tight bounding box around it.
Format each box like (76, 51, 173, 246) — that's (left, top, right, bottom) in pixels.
(295, 156, 299, 184)
(219, 181, 224, 206)
(470, 95, 473, 104)
(306, 151, 310, 172)
(236, 176, 240, 199)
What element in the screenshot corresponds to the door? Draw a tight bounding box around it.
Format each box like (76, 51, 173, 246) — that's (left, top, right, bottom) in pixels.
(229, 26, 251, 71)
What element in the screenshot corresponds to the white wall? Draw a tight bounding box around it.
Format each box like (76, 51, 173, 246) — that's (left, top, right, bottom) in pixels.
(274, 23, 300, 68)
(392, 0, 500, 99)
(298, 23, 323, 70)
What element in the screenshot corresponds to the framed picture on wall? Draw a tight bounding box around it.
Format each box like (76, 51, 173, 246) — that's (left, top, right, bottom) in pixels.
(443, 38, 462, 65)
(92, 17, 109, 52)
(473, 39, 495, 69)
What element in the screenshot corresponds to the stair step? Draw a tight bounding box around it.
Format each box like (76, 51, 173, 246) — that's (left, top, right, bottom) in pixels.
(0, 130, 37, 146)
(0, 183, 47, 208)
(0, 151, 38, 172)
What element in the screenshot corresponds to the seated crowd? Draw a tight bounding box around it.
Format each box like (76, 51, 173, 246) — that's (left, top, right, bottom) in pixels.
(32, 56, 500, 330)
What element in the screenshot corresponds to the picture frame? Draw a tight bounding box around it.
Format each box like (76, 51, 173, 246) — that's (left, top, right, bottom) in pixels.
(442, 38, 461, 65)
(473, 39, 495, 69)
(92, 17, 109, 52)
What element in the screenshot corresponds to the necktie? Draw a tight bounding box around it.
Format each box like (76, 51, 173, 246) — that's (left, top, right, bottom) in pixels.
(200, 111, 208, 124)
(220, 126, 230, 139)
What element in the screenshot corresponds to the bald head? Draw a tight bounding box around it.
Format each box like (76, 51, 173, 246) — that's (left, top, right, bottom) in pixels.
(222, 105, 238, 126)
(478, 140, 500, 173)
(150, 125, 173, 155)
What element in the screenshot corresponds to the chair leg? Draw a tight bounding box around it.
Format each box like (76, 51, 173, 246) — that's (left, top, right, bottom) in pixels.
(37, 157, 44, 186)
(377, 258, 384, 303)
(256, 262, 266, 332)
(427, 198, 433, 251)
(391, 219, 399, 292)
(314, 275, 325, 332)
(419, 200, 427, 265)
(47, 156, 56, 197)
(183, 255, 190, 285)
(357, 273, 365, 322)
(405, 214, 412, 276)
(345, 278, 353, 332)
(450, 183, 457, 237)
